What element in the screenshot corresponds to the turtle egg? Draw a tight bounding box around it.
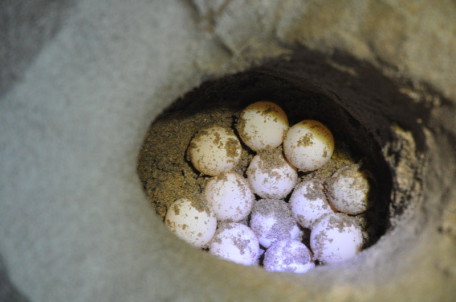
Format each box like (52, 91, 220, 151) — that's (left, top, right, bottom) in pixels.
(249, 199, 302, 248)
(326, 165, 370, 215)
(283, 120, 334, 172)
(204, 172, 254, 222)
(246, 149, 297, 199)
(290, 179, 334, 229)
(187, 125, 242, 176)
(263, 240, 315, 273)
(209, 223, 259, 266)
(236, 101, 288, 151)
(165, 198, 217, 248)
(310, 213, 363, 264)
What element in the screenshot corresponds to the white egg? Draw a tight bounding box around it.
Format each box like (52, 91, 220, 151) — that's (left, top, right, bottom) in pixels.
(204, 172, 254, 222)
(249, 199, 302, 248)
(263, 240, 315, 273)
(188, 125, 242, 176)
(246, 150, 297, 199)
(165, 198, 217, 248)
(209, 223, 259, 266)
(326, 165, 370, 215)
(290, 179, 334, 229)
(283, 120, 334, 172)
(237, 101, 289, 151)
(310, 213, 363, 264)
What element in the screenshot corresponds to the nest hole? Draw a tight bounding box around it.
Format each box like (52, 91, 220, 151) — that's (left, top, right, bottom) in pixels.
(137, 49, 427, 270)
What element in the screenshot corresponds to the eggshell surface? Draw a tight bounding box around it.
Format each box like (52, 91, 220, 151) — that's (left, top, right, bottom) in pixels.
(246, 150, 297, 199)
(283, 120, 334, 172)
(250, 199, 301, 248)
(326, 165, 370, 215)
(209, 223, 260, 266)
(188, 125, 241, 176)
(264, 240, 315, 273)
(237, 101, 288, 151)
(290, 179, 334, 229)
(310, 213, 363, 264)
(165, 198, 217, 248)
(204, 172, 254, 222)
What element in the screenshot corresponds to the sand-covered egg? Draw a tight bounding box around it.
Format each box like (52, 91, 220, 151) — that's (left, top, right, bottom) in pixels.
(246, 149, 297, 199)
(237, 101, 288, 151)
(165, 198, 217, 248)
(326, 165, 370, 215)
(290, 179, 334, 229)
(250, 199, 302, 248)
(263, 240, 315, 273)
(283, 120, 334, 172)
(310, 213, 363, 264)
(204, 172, 254, 222)
(209, 223, 260, 266)
(188, 125, 241, 176)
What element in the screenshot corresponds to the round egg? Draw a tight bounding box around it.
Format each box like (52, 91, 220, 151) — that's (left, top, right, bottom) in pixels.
(249, 199, 302, 248)
(246, 149, 297, 199)
(188, 125, 242, 176)
(310, 213, 363, 264)
(165, 198, 217, 248)
(326, 165, 370, 215)
(283, 120, 334, 172)
(263, 240, 315, 273)
(204, 172, 255, 222)
(290, 179, 334, 229)
(209, 223, 259, 266)
(236, 101, 288, 151)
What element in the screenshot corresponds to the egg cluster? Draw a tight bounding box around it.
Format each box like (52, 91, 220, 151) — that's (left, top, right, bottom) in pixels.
(164, 101, 370, 273)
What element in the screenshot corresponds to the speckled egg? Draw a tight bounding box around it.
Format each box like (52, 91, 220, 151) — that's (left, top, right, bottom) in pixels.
(290, 179, 334, 229)
(188, 125, 241, 176)
(310, 213, 363, 264)
(209, 223, 260, 266)
(237, 101, 289, 151)
(165, 198, 217, 248)
(204, 172, 254, 222)
(283, 120, 334, 172)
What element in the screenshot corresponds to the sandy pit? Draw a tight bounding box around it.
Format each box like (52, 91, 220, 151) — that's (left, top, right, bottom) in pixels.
(137, 49, 433, 271)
